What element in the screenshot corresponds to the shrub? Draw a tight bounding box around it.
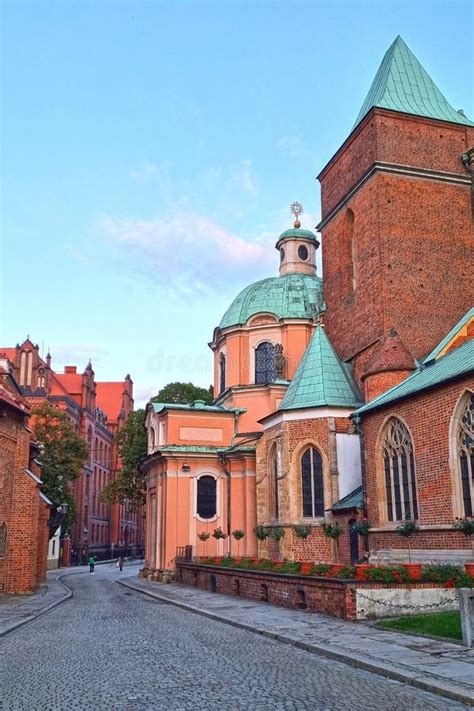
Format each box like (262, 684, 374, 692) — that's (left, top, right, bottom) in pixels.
(253, 559, 276, 571)
(362, 565, 411, 583)
(212, 527, 227, 540)
(232, 529, 245, 540)
(268, 526, 285, 541)
(277, 561, 301, 574)
(310, 563, 332, 577)
(293, 525, 312, 539)
(422, 564, 474, 588)
(334, 565, 356, 579)
(253, 525, 269, 541)
(350, 518, 371, 537)
(320, 522, 343, 539)
(197, 532, 210, 542)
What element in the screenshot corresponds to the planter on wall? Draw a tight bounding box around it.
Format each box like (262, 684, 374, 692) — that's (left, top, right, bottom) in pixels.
(404, 563, 422, 580)
(299, 562, 314, 575)
(329, 564, 344, 576)
(465, 562, 474, 577)
(355, 563, 370, 580)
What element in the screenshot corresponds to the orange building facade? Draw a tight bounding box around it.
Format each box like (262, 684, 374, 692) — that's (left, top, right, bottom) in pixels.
(142, 36, 474, 574)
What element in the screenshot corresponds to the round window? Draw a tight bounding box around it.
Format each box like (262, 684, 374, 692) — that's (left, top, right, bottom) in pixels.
(280, 247, 285, 262)
(298, 244, 309, 261)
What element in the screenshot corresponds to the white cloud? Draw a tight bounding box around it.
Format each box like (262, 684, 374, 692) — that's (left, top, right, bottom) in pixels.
(50, 344, 110, 370)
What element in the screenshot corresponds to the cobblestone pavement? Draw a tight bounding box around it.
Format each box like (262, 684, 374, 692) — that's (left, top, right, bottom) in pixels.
(0, 564, 471, 711)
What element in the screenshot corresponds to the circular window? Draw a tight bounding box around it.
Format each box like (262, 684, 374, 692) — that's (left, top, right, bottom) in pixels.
(298, 244, 309, 261)
(280, 247, 285, 262)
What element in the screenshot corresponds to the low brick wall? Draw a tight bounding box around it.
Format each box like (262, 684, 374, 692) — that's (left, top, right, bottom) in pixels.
(175, 562, 453, 621)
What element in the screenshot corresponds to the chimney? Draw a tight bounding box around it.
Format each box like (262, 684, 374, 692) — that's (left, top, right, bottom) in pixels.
(64, 366, 77, 374)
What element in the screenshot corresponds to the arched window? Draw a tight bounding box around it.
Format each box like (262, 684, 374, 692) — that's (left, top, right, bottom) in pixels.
(37, 367, 45, 388)
(301, 447, 324, 517)
(255, 342, 276, 385)
(219, 353, 226, 394)
(457, 392, 474, 517)
(150, 427, 156, 450)
(197, 476, 217, 519)
(382, 418, 418, 521)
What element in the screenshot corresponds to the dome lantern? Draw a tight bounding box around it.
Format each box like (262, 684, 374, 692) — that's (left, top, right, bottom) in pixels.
(276, 202, 320, 277)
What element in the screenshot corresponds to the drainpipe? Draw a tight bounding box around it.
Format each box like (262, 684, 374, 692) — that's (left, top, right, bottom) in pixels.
(218, 452, 231, 557)
(352, 413, 369, 559)
(462, 147, 474, 221)
(328, 418, 339, 510)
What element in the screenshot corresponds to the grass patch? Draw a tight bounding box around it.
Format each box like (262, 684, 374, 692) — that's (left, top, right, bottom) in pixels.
(376, 611, 461, 641)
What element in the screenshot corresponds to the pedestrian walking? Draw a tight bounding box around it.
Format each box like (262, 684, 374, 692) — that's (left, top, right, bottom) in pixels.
(118, 555, 124, 572)
(88, 554, 96, 574)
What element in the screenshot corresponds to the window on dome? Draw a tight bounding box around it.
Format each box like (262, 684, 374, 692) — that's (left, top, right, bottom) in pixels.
(197, 476, 217, 519)
(301, 447, 324, 517)
(255, 342, 276, 385)
(280, 247, 285, 262)
(219, 353, 226, 394)
(298, 244, 309, 261)
(382, 418, 418, 522)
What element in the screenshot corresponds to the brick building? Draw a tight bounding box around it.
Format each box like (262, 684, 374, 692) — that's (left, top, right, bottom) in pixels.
(1, 340, 143, 562)
(142, 36, 473, 572)
(0, 358, 52, 593)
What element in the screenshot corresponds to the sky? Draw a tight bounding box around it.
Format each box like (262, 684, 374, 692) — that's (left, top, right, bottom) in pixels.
(1, 0, 473, 407)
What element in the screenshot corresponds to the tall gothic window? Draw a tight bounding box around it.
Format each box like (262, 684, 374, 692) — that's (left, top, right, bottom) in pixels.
(255, 342, 276, 385)
(301, 447, 324, 517)
(458, 392, 474, 517)
(197, 476, 217, 519)
(219, 354, 226, 394)
(382, 418, 418, 521)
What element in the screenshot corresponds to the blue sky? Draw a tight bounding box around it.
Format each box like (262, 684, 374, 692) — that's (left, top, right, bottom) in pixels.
(2, 0, 473, 406)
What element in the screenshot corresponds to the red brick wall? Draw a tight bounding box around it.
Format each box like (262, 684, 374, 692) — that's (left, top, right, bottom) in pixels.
(364, 370, 413, 402)
(319, 110, 474, 372)
(362, 374, 474, 553)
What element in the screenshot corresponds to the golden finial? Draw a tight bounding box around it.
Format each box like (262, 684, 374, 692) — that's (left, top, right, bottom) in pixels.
(290, 201, 303, 228)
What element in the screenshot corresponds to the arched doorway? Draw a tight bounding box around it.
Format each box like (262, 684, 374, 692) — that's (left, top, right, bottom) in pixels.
(349, 519, 359, 564)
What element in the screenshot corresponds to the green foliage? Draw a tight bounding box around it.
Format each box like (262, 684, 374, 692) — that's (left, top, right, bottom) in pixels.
(362, 565, 411, 583)
(253, 559, 276, 571)
(268, 526, 285, 541)
(422, 564, 474, 587)
(453, 517, 474, 537)
(320, 521, 343, 539)
(310, 563, 332, 576)
(350, 518, 371, 536)
(151, 382, 213, 405)
(197, 532, 210, 542)
(334, 565, 356, 579)
(232, 529, 245, 540)
(253, 525, 269, 541)
(396, 516, 420, 538)
(212, 527, 226, 540)
(377, 612, 462, 641)
(277, 561, 301, 574)
(100, 409, 147, 509)
(32, 402, 88, 528)
(293, 525, 311, 539)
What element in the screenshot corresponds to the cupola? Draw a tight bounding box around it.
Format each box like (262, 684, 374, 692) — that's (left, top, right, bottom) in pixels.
(276, 202, 320, 276)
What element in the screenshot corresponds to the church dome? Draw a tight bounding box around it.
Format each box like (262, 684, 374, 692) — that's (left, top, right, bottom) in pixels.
(219, 273, 324, 330)
(276, 227, 319, 245)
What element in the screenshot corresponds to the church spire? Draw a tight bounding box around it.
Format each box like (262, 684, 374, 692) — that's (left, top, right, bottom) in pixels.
(353, 36, 474, 130)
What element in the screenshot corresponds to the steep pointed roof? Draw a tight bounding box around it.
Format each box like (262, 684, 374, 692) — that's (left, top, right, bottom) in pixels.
(354, 36, 474, 129)
(364, 328, 415, 378)
(279, 325, 363, 411)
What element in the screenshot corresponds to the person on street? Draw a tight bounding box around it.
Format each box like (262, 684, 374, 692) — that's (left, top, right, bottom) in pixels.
(118, 555, 124, 572)
(88, 554, 96, 574)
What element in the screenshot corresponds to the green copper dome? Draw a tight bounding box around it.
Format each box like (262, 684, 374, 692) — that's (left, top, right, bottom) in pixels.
(277, 227, 319, 245)
(219, 273, 323, 330)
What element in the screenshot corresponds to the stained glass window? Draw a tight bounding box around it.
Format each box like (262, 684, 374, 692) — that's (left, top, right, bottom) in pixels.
(301, 448, 324, 517)
(382, 418, 418, 521)
(458, 393, 474, 517)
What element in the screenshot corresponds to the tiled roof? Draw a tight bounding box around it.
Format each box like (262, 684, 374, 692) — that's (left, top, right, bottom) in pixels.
(330, 486, 364, 512)
(96, 382, 126, 422)
(354, 337, 473, 416)
(219, 273, 323, 330)
(279, 325, 363, 411)
(354, 36, 474, 129)
(364, 329, 415, 377)
(423, 308, 474, 363)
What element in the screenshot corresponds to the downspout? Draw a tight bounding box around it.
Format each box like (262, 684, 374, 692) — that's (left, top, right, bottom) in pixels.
(462, 147, 474, 222)
(352, 413, 369, 559)
(217, 408, 242, 557)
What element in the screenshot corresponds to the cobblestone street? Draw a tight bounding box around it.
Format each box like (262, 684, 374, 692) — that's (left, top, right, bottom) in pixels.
(0, 564, 471, 711)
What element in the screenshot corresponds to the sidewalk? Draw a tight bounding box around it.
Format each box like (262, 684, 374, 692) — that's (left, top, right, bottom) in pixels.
(0, 567, 86, 637)
(118, 576, 474, 707)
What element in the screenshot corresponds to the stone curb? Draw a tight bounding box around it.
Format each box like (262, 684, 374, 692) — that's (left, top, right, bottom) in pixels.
(117, 578, 474, 708)
(0, 570, 86, 638)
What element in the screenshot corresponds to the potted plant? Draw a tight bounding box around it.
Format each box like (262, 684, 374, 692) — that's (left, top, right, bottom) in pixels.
(212, 526, 227, 561)
(453, 517, 474, 576)
(320, 521, 343, 571)
(253, 525, 269, 557)
(268, 526, 285, 541)
(197, 531, 210, 559)
(232, 529, 245, 558)
(350, 518, 371, 537)
(396, 515, 421, 579)
(292, 525, 313, 574)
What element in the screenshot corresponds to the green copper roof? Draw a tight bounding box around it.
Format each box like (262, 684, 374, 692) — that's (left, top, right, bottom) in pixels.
(219, 273, 323, 330)
(354, 36, 474, 129)
(276, 227, 319, 244)
(424, 308, 474, 364)
(155, 444, 256, 454)
(279, 325, 363, 411)
(354, 337, 473, 416)
(330, 486, 364, 512)
(150, 401, 244, 415)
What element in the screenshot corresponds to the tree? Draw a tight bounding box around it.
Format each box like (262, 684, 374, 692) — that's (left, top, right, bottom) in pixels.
(32, 402, 88, 530)
(151, 382, 213, 405)
(100, 409, 147, 510)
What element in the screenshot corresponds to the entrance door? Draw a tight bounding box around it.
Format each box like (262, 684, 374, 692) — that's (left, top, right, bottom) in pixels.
(349, 519, 359, 564)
